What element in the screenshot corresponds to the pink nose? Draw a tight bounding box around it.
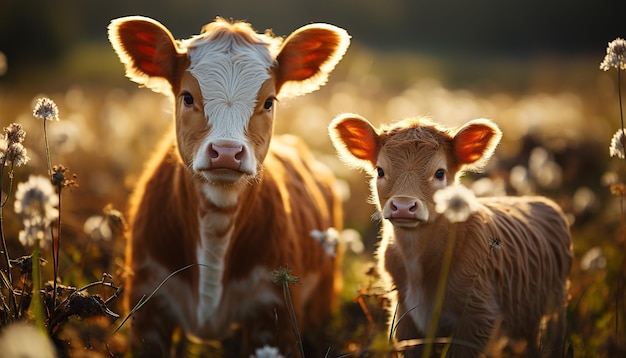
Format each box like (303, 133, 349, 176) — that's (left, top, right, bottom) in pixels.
(209, 144, 244, 170)
(390, 200, 417, 219)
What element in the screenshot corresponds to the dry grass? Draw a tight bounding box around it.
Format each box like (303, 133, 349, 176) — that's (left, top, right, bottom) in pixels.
(0, 46, 624, 357)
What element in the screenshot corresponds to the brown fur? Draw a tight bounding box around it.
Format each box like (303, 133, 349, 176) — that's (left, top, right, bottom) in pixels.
(108, 16, 349, 356)
(330, 114, 573, 357)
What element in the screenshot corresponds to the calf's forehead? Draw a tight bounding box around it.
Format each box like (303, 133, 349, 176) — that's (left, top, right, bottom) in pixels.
(183, 30, 277, 123)
(379, 125, 454, 169)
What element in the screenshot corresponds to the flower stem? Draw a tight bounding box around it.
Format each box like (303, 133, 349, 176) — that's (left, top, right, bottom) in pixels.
(618, 67, 626, 166)
(424, 224, 457, 357)
(282, 281, 305, 358)
(0, 158, 17, 316)
(51, 190, 62, 312)
(43, 120, 52, 178)
(32, 242, 46, 333)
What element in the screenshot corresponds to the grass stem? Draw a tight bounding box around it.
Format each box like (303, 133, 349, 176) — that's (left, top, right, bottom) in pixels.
(423, 224, 458, 357)
(31, 242, 46, 333)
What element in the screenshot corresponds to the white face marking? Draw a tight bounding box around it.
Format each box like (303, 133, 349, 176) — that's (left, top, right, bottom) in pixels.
(201, 182, 240, 208)
(405, 284, 429, 332)
(195, 209, 234, 326)
(186, 36, 274, 174)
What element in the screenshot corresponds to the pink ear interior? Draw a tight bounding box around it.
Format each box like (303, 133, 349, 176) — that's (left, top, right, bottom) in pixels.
(108, 17, 181, 90)
(274, 24, 349, 97)
(330, 115, 379, 167)
(453, 120, 502, 171)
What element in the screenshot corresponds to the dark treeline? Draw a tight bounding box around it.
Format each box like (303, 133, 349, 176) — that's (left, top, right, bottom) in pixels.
(0, 0, 622, 81)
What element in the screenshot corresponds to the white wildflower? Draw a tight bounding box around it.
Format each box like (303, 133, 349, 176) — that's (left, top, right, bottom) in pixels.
(4, 123, 26, 144)
(83, 215, 112, 241)
(434, 185, 479, 223)
(3, 142, 30, 167)
(1, 123, 30, 167)
(600, 37, 626, 71)
(14, 175, 59, 248)
(580, 246, 606, 271)
(311, 227, 339, 257)
(33, 97, 60, 121)
(0, 322, 57, 358)
(250, 345, 284, 358)
(609, 128, 626, 159)
(341, 228, 364, 254)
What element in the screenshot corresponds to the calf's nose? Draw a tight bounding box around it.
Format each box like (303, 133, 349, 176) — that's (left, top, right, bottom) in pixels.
(209, 144, 244, 170)
(391, 200, 417, 219)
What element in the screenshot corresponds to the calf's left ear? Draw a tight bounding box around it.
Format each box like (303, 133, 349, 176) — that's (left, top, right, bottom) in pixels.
(275, 23, 350, 98)
(453, 119, 502, 172)
(108, 16, 184, 94)
(329, 113, 379, 170)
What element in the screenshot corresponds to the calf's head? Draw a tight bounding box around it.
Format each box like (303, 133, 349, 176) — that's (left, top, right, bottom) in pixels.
(329, 114, 501, 228)
(108, 16, 349, 186)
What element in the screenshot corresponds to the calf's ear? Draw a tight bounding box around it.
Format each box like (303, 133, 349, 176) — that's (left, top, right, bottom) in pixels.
(108, 16, 184, 94)
(329, 114, 379, 170)
(453, 119, 502, 172)
(275, 24, 350, 98)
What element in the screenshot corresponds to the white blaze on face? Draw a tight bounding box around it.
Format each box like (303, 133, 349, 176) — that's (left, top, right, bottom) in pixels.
(186, 35, 275, 175)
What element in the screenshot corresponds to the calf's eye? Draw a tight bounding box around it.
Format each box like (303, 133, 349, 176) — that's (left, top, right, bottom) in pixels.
(263, 97, 274, 110)
(182, 93, 194, 106)
(434, 169, 445, 180)
(377, 167, 385, 178)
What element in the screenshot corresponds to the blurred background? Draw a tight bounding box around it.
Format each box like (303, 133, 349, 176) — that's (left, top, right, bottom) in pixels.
(1, 0, 625, 356)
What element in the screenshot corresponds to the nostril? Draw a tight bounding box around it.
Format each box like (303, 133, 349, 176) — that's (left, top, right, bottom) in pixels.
(209, 144, 219, 159)
(208, 144, 245, 170)
(234, 148, 244, 161)
(391, 200, 418, 218)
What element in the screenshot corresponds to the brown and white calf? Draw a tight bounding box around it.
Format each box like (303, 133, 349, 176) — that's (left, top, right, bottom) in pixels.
(329, 114, 573, 357)
(108, 16, 349, 356)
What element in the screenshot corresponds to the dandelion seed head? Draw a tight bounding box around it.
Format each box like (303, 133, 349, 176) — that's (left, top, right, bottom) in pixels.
(600, 37, 626, 71)
(0, 322, 57, 358)
(250, 345, 284, 358)
(33, 97, 60, 121)
(83, 215, 113, 241)
(580, 246, 606, 271)
(14, 175, 59, 248)
(609, 128, 626, 159)
(4, 143, 30, 167)
(51, 164, 78, 189)
(271, 267, 300, 286)
(4, 123, 26, 144)
(18, 225, 47, 248)
(434, 185, 479, 223)
(310, 227, 339, 257)
(341, 228, 364, 254)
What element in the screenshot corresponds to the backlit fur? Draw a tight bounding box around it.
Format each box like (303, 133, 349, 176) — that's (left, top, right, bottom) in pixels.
(108, 16, 349, 356)
(329, 114, 573, 357)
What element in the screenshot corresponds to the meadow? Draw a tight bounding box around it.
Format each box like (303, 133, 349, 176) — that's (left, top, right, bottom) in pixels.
(0, 42, 624, 357)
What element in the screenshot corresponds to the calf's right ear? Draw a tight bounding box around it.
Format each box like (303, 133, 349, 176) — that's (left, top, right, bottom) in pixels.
(329, 114, 379, 170)
(453, 118, 502, 172)
(108, 16, 184, 94)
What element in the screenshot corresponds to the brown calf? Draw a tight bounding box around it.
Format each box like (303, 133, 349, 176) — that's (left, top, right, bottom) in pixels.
(329, 114, 572, 357)
(108, 16, 349, 356)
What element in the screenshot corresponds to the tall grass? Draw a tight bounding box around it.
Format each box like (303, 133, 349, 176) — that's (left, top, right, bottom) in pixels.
(0, 41, 623, 356)
(0, 98, 122, 356)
